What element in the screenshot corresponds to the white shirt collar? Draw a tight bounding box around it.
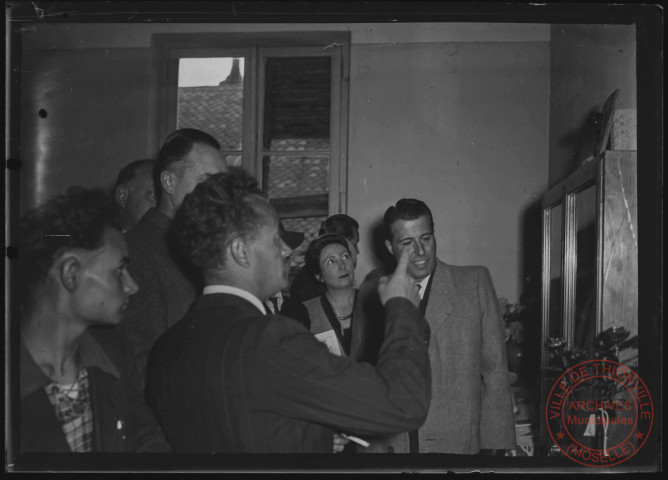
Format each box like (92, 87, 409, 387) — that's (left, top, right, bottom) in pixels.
(264, 291, 284, 314)
(416, 274, 431, 300)
(202, 285, 266, 315)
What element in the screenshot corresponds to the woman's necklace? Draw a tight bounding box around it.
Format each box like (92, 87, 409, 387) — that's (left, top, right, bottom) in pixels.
(326, 291, 354, 324)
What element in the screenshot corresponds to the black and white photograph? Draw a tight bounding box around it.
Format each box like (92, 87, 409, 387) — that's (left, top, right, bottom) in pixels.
(4, 1, 662, 474)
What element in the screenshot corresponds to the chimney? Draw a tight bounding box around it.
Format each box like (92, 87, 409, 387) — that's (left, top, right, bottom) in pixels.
(221, 58, 242, 85)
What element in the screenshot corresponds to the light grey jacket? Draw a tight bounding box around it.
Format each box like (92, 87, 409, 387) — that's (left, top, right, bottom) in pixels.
(356, 259, 516, 454)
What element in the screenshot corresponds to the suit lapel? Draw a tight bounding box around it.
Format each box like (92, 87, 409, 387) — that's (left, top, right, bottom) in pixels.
(424, 260, 455, 335)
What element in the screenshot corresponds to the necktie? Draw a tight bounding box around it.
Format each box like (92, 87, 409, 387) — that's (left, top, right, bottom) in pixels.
(270, 296, 280, 315)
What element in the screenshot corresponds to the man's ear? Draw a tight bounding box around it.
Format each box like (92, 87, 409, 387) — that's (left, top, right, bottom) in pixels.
(315, 273, 323, 283)
(228, 236, 251, 268)
(114, 185, 128, 208)
(385, 239, 394, 256)
(59, 255, 82, 293)
(160, 170, 175, 195)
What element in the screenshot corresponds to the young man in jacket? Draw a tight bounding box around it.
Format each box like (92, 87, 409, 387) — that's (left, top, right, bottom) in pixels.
(18, 187, 169, 453)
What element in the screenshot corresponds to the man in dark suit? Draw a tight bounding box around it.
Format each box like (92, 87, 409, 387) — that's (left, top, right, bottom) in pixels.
(117, 129, 228, 396)
(146, 169, 431, 453)
(354, 198, 516, 454)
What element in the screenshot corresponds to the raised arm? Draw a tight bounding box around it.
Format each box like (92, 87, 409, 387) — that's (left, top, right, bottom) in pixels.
(256, 246, 430, 437)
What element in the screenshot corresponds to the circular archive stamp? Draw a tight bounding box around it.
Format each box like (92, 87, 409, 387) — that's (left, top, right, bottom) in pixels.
(545, 359, 653, 467)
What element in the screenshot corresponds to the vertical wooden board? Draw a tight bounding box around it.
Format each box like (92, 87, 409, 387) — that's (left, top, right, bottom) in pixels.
(601, 151, 638, 336)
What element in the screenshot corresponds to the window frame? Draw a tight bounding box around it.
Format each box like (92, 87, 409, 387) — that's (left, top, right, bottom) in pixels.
(153, 32, 350, 215)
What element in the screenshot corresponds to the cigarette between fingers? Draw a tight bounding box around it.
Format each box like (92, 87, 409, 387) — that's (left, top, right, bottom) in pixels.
(341, 433, 370, 448)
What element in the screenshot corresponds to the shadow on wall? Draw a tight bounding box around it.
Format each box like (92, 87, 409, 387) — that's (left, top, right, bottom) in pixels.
(557, 107, 603, 180)
(367, 217, 396, 278)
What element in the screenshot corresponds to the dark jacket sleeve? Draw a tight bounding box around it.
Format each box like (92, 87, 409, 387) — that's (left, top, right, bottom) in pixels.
(89, 327, 171, 453)
(280, 297, 311, 330)
(289, 266, 325, 303)
(255, 297, 431, 437)
(115, 239, 159, 396)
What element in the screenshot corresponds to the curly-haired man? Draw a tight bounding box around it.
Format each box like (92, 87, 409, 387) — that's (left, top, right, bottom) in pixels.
(17, 187, 169, 453)
(146, 168, 431, 453)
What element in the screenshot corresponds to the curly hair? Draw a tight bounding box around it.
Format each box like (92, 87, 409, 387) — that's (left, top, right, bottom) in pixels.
(19, 187, 121, 288)
(383, 198, 434, 241)
(173, 167, 268, 270)
(304, 233, 351, 281)
(318, 214, 359, 242)
(154, 128, 221, 203)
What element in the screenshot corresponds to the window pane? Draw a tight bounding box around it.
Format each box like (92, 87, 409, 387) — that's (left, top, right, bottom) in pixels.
(224, 154, 242, 167)
(263, 57, 330, 151)
(263, 155, 329, 199)
(177, 57, 244, 151)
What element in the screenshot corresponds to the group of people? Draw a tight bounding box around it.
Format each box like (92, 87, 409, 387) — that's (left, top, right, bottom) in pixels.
(17, 127, 516, 456)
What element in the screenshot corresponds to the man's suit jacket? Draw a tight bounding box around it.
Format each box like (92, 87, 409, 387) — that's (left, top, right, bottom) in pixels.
(117, 208, 200, 395)
(146, 292, 431, 453)
(354, 259, 516, 454)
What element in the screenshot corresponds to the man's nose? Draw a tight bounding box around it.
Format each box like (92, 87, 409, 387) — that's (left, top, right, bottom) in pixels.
(415, 240, 425, 256)
(125, 271, 139, 295)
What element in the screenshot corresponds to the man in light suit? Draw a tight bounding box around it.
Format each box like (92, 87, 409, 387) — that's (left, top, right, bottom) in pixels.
(355, 198, 516, 454)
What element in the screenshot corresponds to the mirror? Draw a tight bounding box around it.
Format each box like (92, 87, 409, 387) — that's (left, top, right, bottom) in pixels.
(572, 184, 598, 356)
(546, 203, 564, 341)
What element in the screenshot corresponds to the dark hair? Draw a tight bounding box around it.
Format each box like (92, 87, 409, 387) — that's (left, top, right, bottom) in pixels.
(19, 187, 121, 288)
(114, 159, 155, 191)
(173, 167, 267, 270)
(382, 198, 435, 240)
(154, 128, 221, 202)
(304, 233, 351, 280)
(318, 214, 359, 241)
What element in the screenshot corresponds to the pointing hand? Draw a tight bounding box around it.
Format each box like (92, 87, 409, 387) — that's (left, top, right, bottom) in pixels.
(378, 243, 419, 306)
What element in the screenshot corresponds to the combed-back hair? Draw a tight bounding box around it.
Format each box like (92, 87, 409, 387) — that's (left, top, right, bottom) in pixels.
(382, 198, 435, 240)
(304, 233, 351, 280)
(19, 187, 121, 288)
(154, 128, 221, 202)
(173, 166, 267, 271)
(318, 214, 359, 241)
(113, 158, 155, 190)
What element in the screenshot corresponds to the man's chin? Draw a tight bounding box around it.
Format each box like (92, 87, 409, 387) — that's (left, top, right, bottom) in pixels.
(409, 265, 433, 281)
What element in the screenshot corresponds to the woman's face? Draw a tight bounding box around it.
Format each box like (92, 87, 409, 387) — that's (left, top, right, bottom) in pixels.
(316, 242, 354, 289)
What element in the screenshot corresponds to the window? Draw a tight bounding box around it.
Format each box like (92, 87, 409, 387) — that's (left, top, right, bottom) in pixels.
(177, 57, 246, 167)
(156, 33, 350, 275)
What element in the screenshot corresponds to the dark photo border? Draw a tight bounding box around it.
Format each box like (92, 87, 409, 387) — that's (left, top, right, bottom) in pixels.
(5, 1, 662, 474)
